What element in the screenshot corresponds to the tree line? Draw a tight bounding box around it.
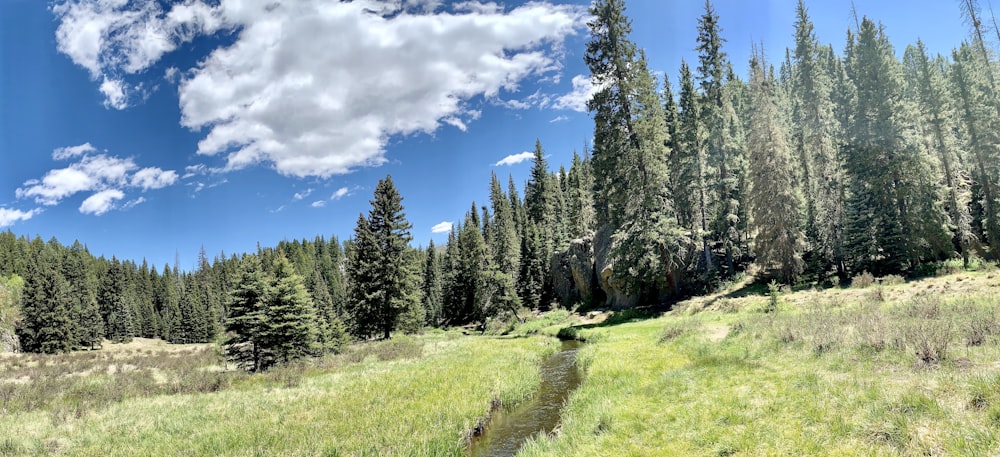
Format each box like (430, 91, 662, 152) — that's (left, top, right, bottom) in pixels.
(4, 0, 1000, 368)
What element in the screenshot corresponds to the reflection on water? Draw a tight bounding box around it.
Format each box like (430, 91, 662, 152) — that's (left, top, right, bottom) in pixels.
(468, 339, 583, 457)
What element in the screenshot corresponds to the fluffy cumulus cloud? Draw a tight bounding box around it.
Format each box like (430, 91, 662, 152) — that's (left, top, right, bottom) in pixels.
(52, 0, 587, 177)
(16, 144, 178, 215)
(0, 208, 39, 228)
(431, 221, 453, 234)
(550, 74, 597, 112)
(79, 189, 125, 215)
(131, 167, 178, 190)
(494, 151, 534, 167)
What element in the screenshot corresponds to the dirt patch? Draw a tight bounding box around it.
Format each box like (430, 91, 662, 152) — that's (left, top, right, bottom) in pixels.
(704, 324, 729, 343)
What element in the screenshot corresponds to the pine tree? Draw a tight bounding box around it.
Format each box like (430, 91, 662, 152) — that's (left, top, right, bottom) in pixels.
(346, 175, 419, 339)
(905, 40, 976, 265)
(586, 0, 687, 304)
(676, 60, 714, 275)
(523, 141, 556, 307)
(792, 0, 847, 277)
(951, 42, 1000, 257)
(257, 255, 319, 370)
(747, 51, 807, 283)
(843, 18, 952, 274)
(696, 0, 742, 275)
(224, 255, 268, 371)
(99, 258, 135, 343)
(489, 173, 520, 282)
(64, 241, 102, 349)
(18, 244, 74, 353)
(422, 240, 443, 326)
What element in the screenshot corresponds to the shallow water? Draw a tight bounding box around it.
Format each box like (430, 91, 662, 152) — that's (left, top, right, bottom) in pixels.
(468, 339, 583, 457)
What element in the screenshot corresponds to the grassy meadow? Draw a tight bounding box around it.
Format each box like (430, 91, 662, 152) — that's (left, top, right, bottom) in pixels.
(521, 266, 1000, 456)
(0, 333, 556, 456)
(5, 265, 1000, 455)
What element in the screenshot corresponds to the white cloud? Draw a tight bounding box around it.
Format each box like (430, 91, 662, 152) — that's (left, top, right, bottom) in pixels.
(310, 200, 327, 208)
(131, 167, 178, 190)
(494, 151, 534, 167)
(79, 189, 125, 215)
(122, 197, 146, 210)
(16, 144, 178, 215)
(431, 221, 453, 234)
(53, 0, 587, 177)
(551, 74, 597, 112)
(0, 208, 39, 228)
(549, 115, 569, 123)
(331, 187, 350, 200)
(293, 188, 313, 200)
(99, 76, 128, 109)
(52, 143, 97, 160)
(17, 154, 135, 205)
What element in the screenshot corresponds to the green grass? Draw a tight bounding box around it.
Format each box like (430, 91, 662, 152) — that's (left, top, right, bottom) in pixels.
(0, 334, 557, 456)
(6, 270, 1000, 456)
(518, 271, 1000, 456)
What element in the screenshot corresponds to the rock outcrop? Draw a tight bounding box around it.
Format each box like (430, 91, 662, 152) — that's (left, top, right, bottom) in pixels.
(593, 226, 639, 308)
(0, 327, 18, 353)
(551, 236, 600, 305)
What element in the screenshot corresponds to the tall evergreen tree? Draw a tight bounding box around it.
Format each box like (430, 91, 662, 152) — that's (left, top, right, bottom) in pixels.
(676, 60, 714, 275)
(747, 52, 806, 283)
(951, 42, 1000, 257)
(586, 0, 687, 304)
(257, 255, 319, 370)
(905, 40, 976, 264)
(843, 18, 952, 274)
(792, 0, 847, 277)
(18, 244, 74, 353)
(346, 175, 419, 339)
(223, 255, 268, 371)
(489, 173, 520, 282)
(422, 240, 443, 326)
(64, 241, 102, 349)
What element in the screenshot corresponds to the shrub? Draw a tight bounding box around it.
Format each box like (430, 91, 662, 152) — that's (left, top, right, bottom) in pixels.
(556, 326, 580, 341)
(880, 274, 905, 286)
(764, 281, 780, 313)
(658, 318, 695, 344)
(852, 271, 876, 288)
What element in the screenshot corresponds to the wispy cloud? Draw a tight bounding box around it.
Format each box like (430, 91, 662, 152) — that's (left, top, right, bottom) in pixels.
(310, 200, 327, 208)
(494, 151, 534, 167)
(549, 115, 569, 123)
(52, 142, 96, 160)
(431, 221, 453, 234)
(293, 188, 314, 200)
(331, 187, 350, 200)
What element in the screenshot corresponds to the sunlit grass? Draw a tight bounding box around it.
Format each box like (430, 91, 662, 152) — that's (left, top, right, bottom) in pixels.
(520, 271, 1000, 456)
(0, 334, 556, 456)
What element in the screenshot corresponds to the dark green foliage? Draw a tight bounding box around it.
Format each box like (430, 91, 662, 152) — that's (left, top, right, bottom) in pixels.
(747, 52, 806, 283)
(422, 240, 443, 327)
(18, 243, 74, 353)
(256, 255, 319, 370)
(223, 255, 268, 371)
(347, 175, 421, 340)
(843, 18, 952, 274)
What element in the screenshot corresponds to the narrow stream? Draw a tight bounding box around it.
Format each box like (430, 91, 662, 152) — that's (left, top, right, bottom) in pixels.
(468, 339, 583, 457)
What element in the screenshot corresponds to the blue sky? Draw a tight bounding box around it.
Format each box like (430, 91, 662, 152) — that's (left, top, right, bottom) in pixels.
(0, 0, 969, 270)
